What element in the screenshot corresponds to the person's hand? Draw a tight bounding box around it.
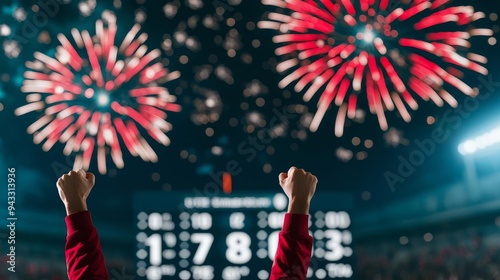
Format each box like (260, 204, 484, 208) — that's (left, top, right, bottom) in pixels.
(279, 166, 318, 214)
(56, 169, 96, 215)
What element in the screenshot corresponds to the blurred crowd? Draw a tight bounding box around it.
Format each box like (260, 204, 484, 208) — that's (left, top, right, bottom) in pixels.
(0, 255, 132, 280)
(357, 225, 500, 280)
(0, 238, 132, 280)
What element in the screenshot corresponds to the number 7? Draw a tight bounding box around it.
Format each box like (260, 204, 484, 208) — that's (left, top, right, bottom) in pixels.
(191, 233, 214, 264)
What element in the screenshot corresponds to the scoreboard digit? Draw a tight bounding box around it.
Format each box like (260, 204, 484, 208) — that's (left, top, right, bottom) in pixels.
(134, 192, 355, 279)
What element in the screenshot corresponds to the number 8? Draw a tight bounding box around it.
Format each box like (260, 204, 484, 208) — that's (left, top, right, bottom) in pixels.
(226, 232, 252, 264)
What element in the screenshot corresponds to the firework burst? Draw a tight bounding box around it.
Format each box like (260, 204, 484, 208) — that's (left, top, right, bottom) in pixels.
(15, 13, 181, 174)
(259, 0, 493, 136)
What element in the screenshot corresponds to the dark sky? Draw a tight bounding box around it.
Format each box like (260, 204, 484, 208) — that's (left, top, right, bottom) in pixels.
(0, 0, 499, 240)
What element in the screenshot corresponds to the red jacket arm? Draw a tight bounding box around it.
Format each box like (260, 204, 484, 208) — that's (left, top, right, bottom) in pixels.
(65, 211, 109, 280)
(270, 213, 312, 280)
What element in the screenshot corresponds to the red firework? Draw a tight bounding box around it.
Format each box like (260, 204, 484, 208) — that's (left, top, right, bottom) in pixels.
(259, 0, 493, 136)
(15, 16, 181, 174)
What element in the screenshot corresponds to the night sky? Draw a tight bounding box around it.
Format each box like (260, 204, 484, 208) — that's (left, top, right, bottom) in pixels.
(0, 0, 499, 248)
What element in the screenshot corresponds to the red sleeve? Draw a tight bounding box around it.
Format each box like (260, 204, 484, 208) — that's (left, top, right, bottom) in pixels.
(270, 213, 312, 280)
(65, 211, 109, 280)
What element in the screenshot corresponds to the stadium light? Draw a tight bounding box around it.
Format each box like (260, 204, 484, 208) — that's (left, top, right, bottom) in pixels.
(458, 126, 500, 155)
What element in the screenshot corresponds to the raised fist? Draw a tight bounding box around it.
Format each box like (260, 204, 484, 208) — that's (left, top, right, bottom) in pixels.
(56, 169, 96, 215)
(279, 166, 318, 214)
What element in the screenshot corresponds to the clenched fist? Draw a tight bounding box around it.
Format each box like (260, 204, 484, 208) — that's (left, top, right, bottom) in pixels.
(279, 166, 318, 214)
(56, 169, 96, 215)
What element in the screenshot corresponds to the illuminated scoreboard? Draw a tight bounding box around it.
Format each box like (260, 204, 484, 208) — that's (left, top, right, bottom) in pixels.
(134, 191, 355, 279)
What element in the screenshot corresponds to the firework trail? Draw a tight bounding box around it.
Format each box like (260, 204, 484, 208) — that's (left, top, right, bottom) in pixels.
(259, 0, 493, 136)
(15, 13, 181, 174)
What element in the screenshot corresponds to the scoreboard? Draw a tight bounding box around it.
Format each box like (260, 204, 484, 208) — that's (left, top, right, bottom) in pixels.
(133, 191, 355, 279)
